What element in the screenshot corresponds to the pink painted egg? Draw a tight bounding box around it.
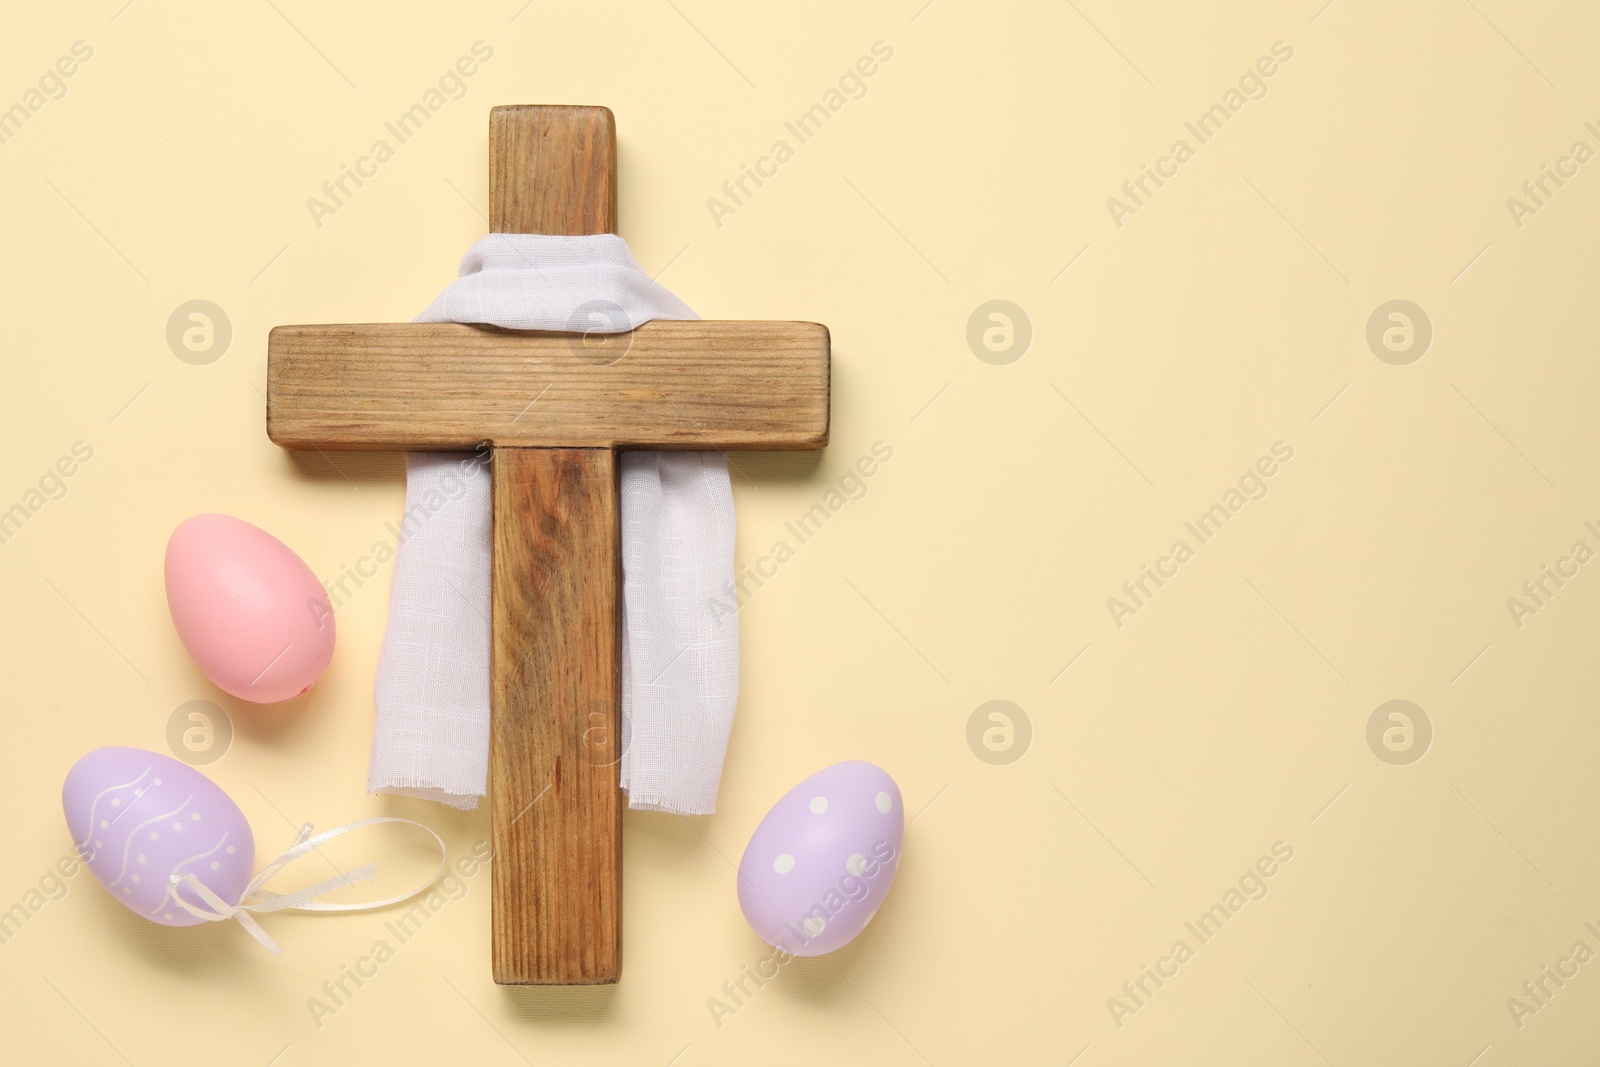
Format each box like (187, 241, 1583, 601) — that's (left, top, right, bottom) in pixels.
(165, 514, 333, 703)
(737, 761, 903, 956)
(63, 747, 255, 927)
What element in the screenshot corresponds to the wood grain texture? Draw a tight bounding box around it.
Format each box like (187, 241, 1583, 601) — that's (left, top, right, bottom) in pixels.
(490, 103, 619, 988)
(490, 105, 616, 235)
(266, 320, 831, 451)
(264, 103, 831, 987)
(488, 104, 619, 988)
(490, 448, 622, 984)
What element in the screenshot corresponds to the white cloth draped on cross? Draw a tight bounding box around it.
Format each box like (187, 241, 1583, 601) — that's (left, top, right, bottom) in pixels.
(366, 233, 739, 815)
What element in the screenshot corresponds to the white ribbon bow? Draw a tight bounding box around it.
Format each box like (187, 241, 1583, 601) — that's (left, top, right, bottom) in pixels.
(168, 816, 447, 954)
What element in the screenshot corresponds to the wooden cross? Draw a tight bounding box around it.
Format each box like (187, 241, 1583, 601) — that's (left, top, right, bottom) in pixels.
(265, 105, 830, 984)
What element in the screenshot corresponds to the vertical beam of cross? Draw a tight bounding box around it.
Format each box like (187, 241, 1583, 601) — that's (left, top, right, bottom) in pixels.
(488, 105, 623, 985)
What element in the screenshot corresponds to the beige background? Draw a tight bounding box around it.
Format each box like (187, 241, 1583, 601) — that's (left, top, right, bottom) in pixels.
(3, 0, 1599, 1063)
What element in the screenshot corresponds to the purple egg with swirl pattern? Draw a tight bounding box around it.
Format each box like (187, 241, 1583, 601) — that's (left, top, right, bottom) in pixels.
(63, 747, 255, 926)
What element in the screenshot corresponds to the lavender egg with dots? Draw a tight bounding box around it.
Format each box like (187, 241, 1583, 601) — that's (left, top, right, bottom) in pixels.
(62, 747, 255, 927)
(736, 760, 903, 956)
